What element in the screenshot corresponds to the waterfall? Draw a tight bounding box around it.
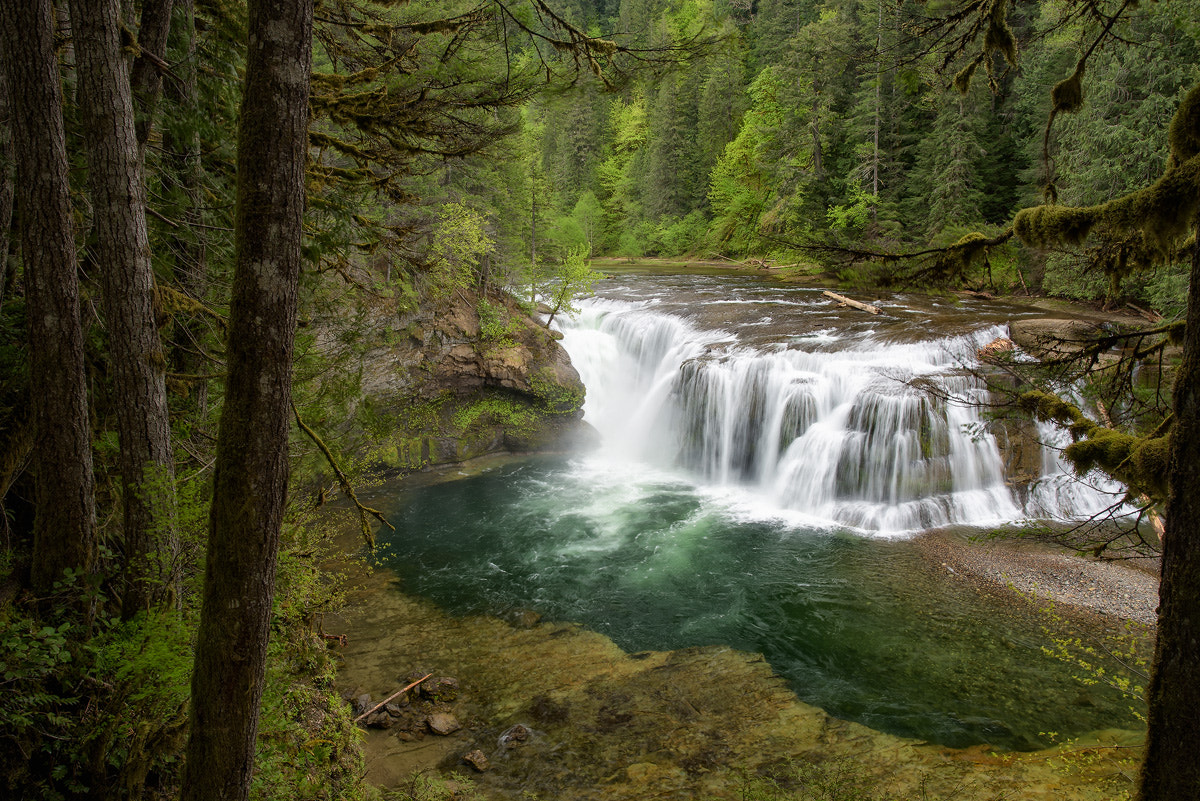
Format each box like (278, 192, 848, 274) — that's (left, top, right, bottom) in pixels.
(557, 296, 1123, 535)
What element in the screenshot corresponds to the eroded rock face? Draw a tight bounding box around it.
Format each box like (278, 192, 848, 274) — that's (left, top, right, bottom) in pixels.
(326, 285, 594, 473)
(1009, 318, 1106, 359)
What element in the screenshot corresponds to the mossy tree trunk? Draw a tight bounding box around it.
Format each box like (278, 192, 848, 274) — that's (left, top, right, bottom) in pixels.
(181, 0, 312, 798)
(0, 0, 97, 592)
(130, 0, 174, 153)
(1138, 224, 1200, 800)
(68, 0, 178, 615)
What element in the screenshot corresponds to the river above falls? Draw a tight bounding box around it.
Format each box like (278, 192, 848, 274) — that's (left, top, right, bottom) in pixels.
(363, 271, 1144, 764)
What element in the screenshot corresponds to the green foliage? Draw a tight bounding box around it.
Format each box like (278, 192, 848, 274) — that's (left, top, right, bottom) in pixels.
(826, 185, 876, 233)
(0, 576, 190, 799)
(383, 772, 486, 800)
(708, 66, 794, 255)
(425, 202, 493, 298)
(543, 245, 602, 323)
(478, 297, 520, 345)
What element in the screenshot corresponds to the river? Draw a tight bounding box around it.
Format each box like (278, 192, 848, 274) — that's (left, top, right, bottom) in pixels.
(347, 270, 1145, 797)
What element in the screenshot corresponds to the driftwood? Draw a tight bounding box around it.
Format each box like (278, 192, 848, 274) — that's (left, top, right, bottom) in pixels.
(1126, 302, 1163, 323)
(822, 290, 881, 315)
(353, 673, 433, 724)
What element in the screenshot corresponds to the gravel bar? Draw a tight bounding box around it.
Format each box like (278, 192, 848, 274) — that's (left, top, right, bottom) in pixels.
(916, 528, 1160, 627)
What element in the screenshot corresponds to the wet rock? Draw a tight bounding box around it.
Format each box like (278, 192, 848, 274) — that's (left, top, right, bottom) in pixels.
(385, 702, 405, 716)
(462, 749, 490, 772)
(420, 676, 460, 702)
(498, 723, 531, 747)
(353, 693, 374, 718)
(427, 712, 462, 736)
(350, 286, 589, 473)
(978, 336, 1014, 361)
(366, 711, 394, 729)
(506, 608, 542, 629)
(1010, 318, 1105, 359)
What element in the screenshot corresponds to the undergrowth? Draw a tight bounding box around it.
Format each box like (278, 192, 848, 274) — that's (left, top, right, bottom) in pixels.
(0, 511, 371, 800)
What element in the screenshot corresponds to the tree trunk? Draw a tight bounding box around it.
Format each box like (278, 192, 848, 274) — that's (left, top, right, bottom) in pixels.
(68, 0, 178, 615)
(0, 0, 97, 593)
(131, 0, 175, 152)
(1137, 224, 1200, 800)
(0, 62, 13, 307)
(181, 0, 312, 798)
(163, 0, 210, 416)
(871, 0, 882, 216)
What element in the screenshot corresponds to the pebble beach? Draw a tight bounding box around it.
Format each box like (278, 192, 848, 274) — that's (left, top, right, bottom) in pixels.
(916, 528, 1160, 627)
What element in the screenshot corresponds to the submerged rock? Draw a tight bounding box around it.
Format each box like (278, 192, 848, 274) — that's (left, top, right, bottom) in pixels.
(335, 561, 1144, 801)
(462, 749, 490, 772)
(427, 712, 462, 736)
(498, 723, 531, 748)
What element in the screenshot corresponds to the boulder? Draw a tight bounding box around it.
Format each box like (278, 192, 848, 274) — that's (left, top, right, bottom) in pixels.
(331, 285, 591, 473)
(427, 712, 462, 736)
(1010, 318, 1105, 359)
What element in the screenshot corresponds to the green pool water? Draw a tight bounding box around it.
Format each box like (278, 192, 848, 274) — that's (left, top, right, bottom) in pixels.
(375, 455, 1143, 752)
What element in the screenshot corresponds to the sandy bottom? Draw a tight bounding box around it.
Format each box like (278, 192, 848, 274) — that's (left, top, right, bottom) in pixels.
(328, 529, 1152, 800)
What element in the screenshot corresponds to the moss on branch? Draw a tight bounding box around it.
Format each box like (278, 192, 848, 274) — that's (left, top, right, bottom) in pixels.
(1018, 390, 1172, 500)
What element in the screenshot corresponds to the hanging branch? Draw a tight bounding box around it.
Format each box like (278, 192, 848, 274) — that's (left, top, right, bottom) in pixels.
(291, 402, 393, 549)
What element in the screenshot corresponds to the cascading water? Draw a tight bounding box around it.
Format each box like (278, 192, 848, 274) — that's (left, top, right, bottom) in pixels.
(376, 272, 1143, 752)
(557, 293, 1118, 534)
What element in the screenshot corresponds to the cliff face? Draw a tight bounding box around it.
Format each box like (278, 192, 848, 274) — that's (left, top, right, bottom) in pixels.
(348, 286, 592, 473)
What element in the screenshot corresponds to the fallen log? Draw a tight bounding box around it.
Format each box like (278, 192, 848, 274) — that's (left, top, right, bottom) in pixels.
(353, 673, 433, 724)
(822, 290, 881, 315)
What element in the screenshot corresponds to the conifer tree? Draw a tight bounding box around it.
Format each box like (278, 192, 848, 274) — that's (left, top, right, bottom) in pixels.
(0, 0, 97, 594)
(68, 0, 178, 614)
(182, 0, 313, 797)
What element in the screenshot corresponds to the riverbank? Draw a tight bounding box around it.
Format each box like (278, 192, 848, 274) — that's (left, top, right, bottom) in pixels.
(916, 528, 1159, 627)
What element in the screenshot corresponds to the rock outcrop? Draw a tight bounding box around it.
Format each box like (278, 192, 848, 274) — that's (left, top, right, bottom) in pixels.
(1009, 317, 1107, 359)
(326, 285, 592, 474)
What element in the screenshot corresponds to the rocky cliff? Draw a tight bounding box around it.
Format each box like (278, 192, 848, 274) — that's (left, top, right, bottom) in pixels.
(335, 286, 592, 474)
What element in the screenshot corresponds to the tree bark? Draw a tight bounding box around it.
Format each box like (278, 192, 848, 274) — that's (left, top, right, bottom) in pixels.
(0, 61, 13, 307)
(131, 0, 175, 152)
(1137, 224, 1200, 800)
(163, 0, 210, 415)
(181, 0, 312, 798)
(0, 0, 97, 592)
(68, 0, 178, 615)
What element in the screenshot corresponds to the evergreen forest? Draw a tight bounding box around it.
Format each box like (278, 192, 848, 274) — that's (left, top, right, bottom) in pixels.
(1, 0, 1200, 800)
